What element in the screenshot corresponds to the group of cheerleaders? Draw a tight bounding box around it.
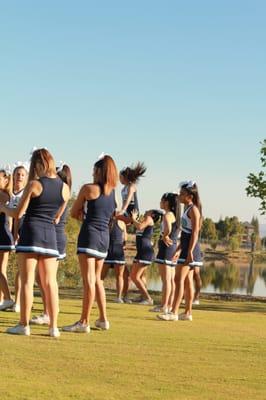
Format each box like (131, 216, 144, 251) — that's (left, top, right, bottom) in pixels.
(0, 148, 203, 337)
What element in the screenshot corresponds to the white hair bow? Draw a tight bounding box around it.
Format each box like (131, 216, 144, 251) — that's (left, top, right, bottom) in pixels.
(97, 152, 106, 160)
(57, 160, 65, 172)
(179, 180, 196, 188)
(13, 161, 30, 172)
(0, 164, 12, 176)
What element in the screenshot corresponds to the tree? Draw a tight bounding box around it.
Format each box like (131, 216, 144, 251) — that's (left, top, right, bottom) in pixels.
(201, 218, 217, 241)
(246, 139, 266, 214)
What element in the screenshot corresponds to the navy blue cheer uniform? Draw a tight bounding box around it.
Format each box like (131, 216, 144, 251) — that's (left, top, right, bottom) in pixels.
(105, 220, 125, 265)
(55, 206, 68, 260)
(77, 189, 116, 259)
(121, 185, 139, 216)
(16, 177, 64, 257)
(155, 218, 178, 267)
(134, 225, 154, 265)
(0, 202, 15, 251)
(177, 204, 203, 267)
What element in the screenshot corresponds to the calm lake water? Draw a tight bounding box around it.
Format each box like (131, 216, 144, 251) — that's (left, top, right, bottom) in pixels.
(146, 259, 266, 297)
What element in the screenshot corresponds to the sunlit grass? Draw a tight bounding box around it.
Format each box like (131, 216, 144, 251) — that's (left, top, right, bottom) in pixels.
(0, 290, 265, 400)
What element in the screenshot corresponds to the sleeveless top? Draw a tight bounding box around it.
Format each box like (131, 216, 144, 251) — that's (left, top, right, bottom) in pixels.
(121, 185, 139, 212)
(84, 189, 116, 230)
(181, 204, 194, 233)
(9, 189, 24, 209)
(160, 213, 178, 242)
(24, 177, 64, 225)
(56, 206, 68, 229)
(136, 225, 153, 240)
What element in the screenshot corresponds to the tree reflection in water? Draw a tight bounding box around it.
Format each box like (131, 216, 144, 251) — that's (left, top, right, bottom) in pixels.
(147, 260, 266, 296)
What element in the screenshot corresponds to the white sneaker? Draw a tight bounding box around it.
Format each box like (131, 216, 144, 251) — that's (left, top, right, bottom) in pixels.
(150, 305, 163, 312)
(62, 321, 90, 333)
(0, 299, 15, 311)
(30, 314, 50, 325)
(49, 327, 60, 338)
(193, 299, 200, 305)
(122, 297, 132, 304)
(6, 324, 30, 336)
(114, 297, 124, 304)
(157, 312, 179, 321)
(95, 319, 110, 330)
(137, 298, 154, 306)
(179, 313, 193, 321)
(12, 303, 20, 313)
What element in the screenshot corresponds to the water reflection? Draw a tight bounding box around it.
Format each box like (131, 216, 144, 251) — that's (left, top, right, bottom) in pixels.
(146, 259, 266, 297)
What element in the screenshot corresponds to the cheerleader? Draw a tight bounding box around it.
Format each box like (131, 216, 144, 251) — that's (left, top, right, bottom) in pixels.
(62, 155, 118, 333)
(102, 216, 127, 303)
(0, 166, 15, 311)
(9, 162, 29, 313)
(0, 148, 70, 336)
(130, 209, 162, 305)
(158, 181, 203, 321)
(152, 193, 180, 314)
(117, 162, 146, 224)
(30, 164, 72, 326)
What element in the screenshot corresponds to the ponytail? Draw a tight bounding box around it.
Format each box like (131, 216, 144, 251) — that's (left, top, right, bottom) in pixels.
(120, 162, 146, 183)
(161, 192, 180, 226)
(94, 155, 118, 195)
(57, 164, 72, 190)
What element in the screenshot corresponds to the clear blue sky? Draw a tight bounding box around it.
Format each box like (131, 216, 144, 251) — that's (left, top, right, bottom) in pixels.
(0, 1, 265, 224)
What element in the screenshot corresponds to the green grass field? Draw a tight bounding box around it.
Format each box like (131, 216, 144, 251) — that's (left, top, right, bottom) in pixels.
(0, 290, 265, 400)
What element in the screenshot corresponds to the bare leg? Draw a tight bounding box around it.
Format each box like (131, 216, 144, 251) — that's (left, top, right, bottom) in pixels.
(35, 267, 48, 315)
(168, 267, 176, 311)
(95, 258, 107, 321)
(0, 251, 12, 300)
(38, 257, 59, 329)
(122, 267, 130, 298)
(184, 271, 194, 315)
(130, 263, 151, 301)
(18, 253, 38, 326)
(14, 271, 21, 306)
(193, 267, 202, 301)
(101, 263, 110, 280)
(171, 265, 190, 315)
(161, 265, 172, 311)
(78, 254, 96, 325)
(114, 265, 125, 299)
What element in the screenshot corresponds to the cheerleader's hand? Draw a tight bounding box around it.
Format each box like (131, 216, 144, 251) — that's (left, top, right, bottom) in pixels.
(172, 249, 180, 263)
(54, 216, 60, 225)
(185, 251, 194, 265)
(163, 235, 173, 247)
(131, 210, 138, 222)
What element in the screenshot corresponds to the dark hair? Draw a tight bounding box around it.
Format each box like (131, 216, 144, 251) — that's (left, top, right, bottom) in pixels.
(161, 192, 181, 226)
(150, 209, 163, 224)
(57, 165, 72, 190)
(29, 148, 56, 181)
(94, 155, 118, 195)
(120, 162, 146, 183)
(180, 183, 202, 216)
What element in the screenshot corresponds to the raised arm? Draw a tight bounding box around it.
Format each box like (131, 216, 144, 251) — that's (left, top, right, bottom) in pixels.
(131, 211, 153, 231)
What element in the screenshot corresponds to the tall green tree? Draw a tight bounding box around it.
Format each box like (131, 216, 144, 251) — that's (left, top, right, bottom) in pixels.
(201, 218, 217, 241)
(246, 139, 266, 214)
